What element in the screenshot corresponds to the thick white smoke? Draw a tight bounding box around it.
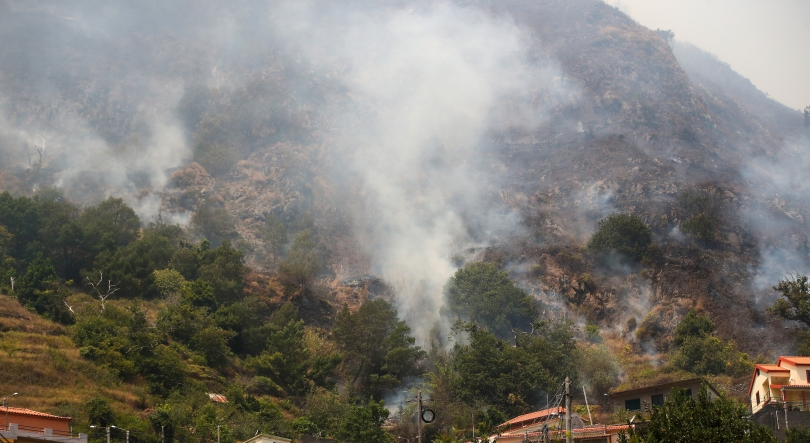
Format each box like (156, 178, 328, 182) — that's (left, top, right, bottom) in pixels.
(268, 1, 567, 339)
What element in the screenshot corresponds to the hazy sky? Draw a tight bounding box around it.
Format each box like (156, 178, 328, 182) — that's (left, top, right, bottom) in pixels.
(604, 0, 810, 111)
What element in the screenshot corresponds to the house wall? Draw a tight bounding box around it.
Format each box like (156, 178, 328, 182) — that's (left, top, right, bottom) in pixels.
(612, 380, 709, 412)
(5, 413, 70, 433)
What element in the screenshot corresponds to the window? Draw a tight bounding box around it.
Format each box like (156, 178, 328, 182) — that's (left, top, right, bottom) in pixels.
(625, 398, 641, 411)
(651, 394, 664, 406)
(756, 391, 761, 405)
(806, 370, 810, 382)
(685, 389, 692, 397)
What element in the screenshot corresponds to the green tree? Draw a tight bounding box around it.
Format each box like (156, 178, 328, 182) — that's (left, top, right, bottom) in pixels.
(333, 299, 425, 396)
(191, 201, 238, 247)
(450, 319, 579, 417)
(153, 268, 187, 298)
(620, 383, 776, 443)
(579, 344, 619, 397)
(262, 213, 288, 266)
(34, 188, 86, 281)
(787, 427, 810, 443)
(587, 213, 652, 262)
(80, 197, 141, 256)
(278, 230, 320, 290)
(769, 275, 810, 326)
(674, 310, 716, 347)
(680, 213, 716, 241)
(0, 192, 40, 262)
(93, 230, 178, 298)
(444, 262, 538, 339)
(197, 240, 247, 305)
(85, 397, 114, 427)
(16, 254, 73, 324)
(337, 399, 394, 443)
(670, 311, 752, 376)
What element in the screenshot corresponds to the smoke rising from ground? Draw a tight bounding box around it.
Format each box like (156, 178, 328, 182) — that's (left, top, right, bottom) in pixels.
(266, 1, 567, 338)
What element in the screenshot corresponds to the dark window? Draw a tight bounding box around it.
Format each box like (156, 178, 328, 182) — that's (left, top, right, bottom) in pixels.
(756, 391, 761, 405)
(806, 370, 810, 382)
(625, 398, 641, 411)
(685, 389, 692, 397)
(651, 394, 664, 406)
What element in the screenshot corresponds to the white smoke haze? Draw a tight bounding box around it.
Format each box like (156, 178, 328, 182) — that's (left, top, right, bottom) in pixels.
(266, 1, 570, 338)
(741, 134, 810, 299)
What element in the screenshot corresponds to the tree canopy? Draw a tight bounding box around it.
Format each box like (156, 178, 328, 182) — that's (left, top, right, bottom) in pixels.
(443, 262, 538, 339)
(587, 213, 652, 262)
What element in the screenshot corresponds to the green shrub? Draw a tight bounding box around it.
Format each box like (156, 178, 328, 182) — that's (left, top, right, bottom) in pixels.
(587, 214, 652, 262)
(680, 214, 716, 241)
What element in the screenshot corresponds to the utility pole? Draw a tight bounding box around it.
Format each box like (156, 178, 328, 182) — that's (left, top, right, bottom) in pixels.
(583, 386, 593, 425)
(471, 411, 475, 443)
(416, 390, 422, 443)
(217, 425, 221, 443)
(107, 426, 111, 443)
(565, 377, 572, 443)
(161, 426, 165, 443)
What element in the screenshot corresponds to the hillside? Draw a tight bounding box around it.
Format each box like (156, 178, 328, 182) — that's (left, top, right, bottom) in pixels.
(0, 0, 808, 441)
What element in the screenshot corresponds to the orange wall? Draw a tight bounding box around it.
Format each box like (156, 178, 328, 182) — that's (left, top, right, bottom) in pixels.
(6, 412, 70, 433)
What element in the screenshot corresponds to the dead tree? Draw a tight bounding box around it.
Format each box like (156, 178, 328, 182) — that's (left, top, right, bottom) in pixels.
(9, 276, 14, 292)
(86, 271, 119, 311)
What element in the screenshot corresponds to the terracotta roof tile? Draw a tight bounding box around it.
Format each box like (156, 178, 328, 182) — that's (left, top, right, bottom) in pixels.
(779, 356, 810, 365)
(757, 364, 789, 373)
(495, 407, 566, 429)
(5, 407, 71, 421)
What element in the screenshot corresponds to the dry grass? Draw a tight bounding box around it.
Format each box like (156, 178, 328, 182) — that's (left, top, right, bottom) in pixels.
(0, 295, 145, 419)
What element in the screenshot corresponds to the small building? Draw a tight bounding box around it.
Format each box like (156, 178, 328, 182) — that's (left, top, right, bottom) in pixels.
(243, 434, 291, 443)
(608, 378, 719, 413)
(749, 356, 810, 440)
(0, 407, 87, 443)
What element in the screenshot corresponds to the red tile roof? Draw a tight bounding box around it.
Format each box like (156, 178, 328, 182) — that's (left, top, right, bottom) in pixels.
(757, 364, 789, 373)
(495, 407, 566, 430)
(5, 407, 71, 421)
(499, 424, 632, 440)
(779, 356, 810, 366)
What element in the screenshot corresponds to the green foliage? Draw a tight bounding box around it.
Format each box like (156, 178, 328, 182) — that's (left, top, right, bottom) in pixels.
(444, 262, 538, 339)
(769, 275, 810, 326)
(670, 311, 753, 376)
(262, 213, 288, 266)
(191, 201, 238, 247)
(673, 310, 715, 347)
(579, 344, 619, 397)
(93, 230, 178, 298)
(153, 269, 187, 297)
(787, 427, 810, 443)
(0, 191, 40, 262)
(245, 303, 340, 396)
(16, 254, 73, 324)
(620, 384, 776, 443)
(449, 319, 579, 417)
(333, 299, 426, 397)
(337, 398, 394, 443)
(197, 240, 247, 305)
(587, 213, 652, 262)
(680, 214, 716, 241)
(86, 397, 115, 427)
(80, 197, 141, 256)
(278, 230, 320, 290)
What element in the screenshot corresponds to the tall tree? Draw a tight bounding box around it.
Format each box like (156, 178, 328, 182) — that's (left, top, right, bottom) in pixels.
(333, 299, 425, 396)
(262, 213, 288, 266)
(444, 262, 537, 339)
